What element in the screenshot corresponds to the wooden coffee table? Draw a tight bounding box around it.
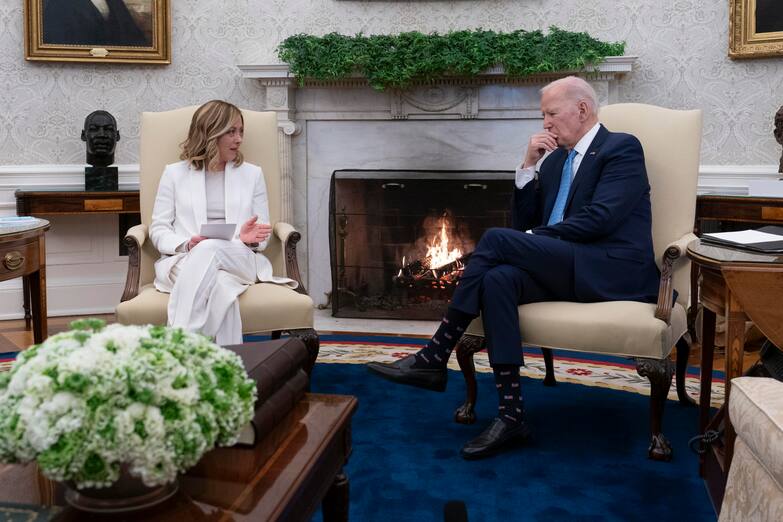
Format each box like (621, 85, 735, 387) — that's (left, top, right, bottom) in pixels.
(0, 393, 357, 521)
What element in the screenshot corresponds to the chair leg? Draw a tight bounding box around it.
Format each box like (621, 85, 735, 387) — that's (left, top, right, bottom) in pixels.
(287, 328, 320, 377)
(541, 348, 557, 386)
(454, 334, 485, 425)
(675, 337, 697, 407)
(636, 358, 674, 462)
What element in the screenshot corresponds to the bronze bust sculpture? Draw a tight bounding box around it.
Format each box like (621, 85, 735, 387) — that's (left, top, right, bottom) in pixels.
(775, 106, 783, 173)
(82, 110, 120, 167)
(81, 110, 120, 190)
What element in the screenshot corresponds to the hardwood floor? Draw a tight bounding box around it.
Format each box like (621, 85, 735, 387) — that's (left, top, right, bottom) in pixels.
(0, 314, 761, 373)
(0, 314, 115, 351)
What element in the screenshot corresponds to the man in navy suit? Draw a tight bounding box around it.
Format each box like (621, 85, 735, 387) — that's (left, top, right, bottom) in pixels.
(368, 76, 660, 459)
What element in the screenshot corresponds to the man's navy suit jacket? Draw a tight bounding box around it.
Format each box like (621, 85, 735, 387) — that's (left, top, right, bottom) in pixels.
(511, 124, 660, 304)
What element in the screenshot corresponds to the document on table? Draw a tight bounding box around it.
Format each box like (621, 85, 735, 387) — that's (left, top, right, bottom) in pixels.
(701, 226, 783, 253)
(200, 223, 236, 241)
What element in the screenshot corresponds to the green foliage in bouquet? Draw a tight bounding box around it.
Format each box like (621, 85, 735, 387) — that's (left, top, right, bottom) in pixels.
(0, 320, 256, 488)
(277, 27, 625, 91)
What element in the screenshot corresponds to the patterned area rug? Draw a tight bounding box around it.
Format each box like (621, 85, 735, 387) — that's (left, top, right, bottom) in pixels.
(1, 333, 726, 407)
(313, 334, 726, 408)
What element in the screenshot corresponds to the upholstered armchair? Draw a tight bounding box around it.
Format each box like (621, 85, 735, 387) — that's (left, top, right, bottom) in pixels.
(454, 103, 702, 461)
(719, 377, 783, 521)
(116, 107, 318, 373)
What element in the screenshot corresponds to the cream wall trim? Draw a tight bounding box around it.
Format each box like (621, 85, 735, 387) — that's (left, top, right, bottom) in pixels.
(0, 162, 776, 198)
(0, 282, 124, 321)
(0, 164, 140, 187)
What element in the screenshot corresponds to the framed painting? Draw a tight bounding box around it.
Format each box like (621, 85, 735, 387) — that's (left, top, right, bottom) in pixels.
(730, 0, 783, 58)
(24, 0, 171, 64)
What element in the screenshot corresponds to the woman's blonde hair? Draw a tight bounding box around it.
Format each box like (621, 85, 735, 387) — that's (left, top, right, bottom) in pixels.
(180, 100, 244, 170)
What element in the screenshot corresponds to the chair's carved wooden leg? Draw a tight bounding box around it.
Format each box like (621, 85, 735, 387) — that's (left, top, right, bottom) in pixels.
(541, 348, 556, 386)
(637, 358, 674, 462)
(454, 334, 485, 425)
(287, 328, 320, 377)
(675, 337, 697, 407)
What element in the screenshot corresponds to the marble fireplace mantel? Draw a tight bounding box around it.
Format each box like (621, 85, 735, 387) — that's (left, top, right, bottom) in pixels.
(238, 57, 636, 306)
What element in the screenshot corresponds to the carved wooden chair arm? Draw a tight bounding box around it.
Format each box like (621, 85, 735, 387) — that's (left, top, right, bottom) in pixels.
(120, 224, 148, 303)
(654, 232, 698, 324)
(274, 221, 308, 295)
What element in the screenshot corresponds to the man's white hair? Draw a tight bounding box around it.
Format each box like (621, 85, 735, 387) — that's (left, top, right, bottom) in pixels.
(540, 76, 598, 114)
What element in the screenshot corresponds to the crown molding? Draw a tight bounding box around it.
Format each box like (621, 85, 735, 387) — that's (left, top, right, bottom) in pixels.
(238, 56, 638, 88)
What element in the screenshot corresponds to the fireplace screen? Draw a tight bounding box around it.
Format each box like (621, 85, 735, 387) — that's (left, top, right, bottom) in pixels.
(329, 170, 514, 320)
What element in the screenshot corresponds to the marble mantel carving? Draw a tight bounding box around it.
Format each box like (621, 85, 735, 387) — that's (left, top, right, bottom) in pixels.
(238, 57, 636, 305)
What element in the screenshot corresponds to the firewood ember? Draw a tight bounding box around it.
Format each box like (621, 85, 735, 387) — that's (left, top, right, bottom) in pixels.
(393, 252, 472, 288)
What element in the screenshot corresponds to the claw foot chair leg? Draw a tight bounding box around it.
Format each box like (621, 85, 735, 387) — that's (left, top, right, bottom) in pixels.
(541, 348, 557, 386)
(454, 334, 485, 424)
(636, 358, 674, 461)
(675, 337, 697, 407)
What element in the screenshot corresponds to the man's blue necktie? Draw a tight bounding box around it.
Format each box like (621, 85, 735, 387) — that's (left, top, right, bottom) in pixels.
(547, 149, 578, 225)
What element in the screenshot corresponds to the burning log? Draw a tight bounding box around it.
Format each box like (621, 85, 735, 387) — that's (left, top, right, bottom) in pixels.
(393, 252, 472, 289)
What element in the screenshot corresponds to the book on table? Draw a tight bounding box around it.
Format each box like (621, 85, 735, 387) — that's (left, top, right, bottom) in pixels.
(701, 225, 783, 253)
(222, 338, 309, 447)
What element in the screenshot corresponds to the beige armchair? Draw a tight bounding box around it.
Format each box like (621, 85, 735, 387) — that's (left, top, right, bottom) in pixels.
(454, 103, 702, 461)
(116, 106, 318, 373)
(720, 377, 783, 521)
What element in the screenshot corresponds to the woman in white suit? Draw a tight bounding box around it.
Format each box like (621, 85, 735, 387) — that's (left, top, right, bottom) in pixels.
(150, 100, 295, 344)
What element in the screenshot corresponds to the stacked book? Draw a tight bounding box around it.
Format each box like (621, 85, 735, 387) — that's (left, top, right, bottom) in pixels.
(185, 338, 310, 482)
(228, 338, 310, 447)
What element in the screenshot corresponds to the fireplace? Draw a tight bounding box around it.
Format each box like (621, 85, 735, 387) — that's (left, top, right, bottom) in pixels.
(329, 170, 514, 319)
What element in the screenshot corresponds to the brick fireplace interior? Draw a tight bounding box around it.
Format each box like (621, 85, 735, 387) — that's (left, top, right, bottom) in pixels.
(329, 169, 514, 320)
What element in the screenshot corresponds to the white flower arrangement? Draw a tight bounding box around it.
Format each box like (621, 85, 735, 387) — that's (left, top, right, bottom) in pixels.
(0, 319, 256, 489)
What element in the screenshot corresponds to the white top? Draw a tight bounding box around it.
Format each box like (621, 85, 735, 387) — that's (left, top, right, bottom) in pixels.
(205, 170, 226, 223)
(514, 122, 602, 189)
(90, 0, 111, 19)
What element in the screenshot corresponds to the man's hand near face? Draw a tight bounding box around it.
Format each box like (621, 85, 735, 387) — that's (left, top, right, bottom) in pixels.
(522, 130, 559, 169)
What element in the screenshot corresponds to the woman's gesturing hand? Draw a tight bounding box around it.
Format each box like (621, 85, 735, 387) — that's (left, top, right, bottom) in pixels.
(239, 215, 272, 245)
(187, 235, 207, 251)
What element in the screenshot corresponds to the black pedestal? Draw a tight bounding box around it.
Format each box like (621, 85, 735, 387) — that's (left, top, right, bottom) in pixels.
(85, 166, 118, 191)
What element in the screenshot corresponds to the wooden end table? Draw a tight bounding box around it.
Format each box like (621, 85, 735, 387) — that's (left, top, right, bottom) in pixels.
(0, 218, 50, 343)
(687, 239, 783, 513)
(0, 393, 357, 521)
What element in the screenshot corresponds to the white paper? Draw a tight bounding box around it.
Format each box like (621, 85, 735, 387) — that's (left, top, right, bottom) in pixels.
(199, 223, 236, 241)
(703, 229, 783, 245)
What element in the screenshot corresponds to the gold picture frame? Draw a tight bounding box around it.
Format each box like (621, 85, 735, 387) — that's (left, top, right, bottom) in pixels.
(24, 0, 171, 64)
(730, 0, 783, 58)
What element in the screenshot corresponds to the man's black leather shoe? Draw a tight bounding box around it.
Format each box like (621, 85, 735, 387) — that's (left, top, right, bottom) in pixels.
(366, 355, 447, 392)
(460, 417, 532, 460)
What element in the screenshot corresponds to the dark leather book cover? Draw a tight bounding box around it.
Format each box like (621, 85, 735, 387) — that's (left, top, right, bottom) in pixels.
(235, 369, 309, 447)
(223, 338, 308, 403)
(185, 373, 309, 482)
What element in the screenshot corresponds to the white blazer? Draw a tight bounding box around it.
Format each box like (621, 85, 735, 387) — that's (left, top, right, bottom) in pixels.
(149, 160, 296, 292)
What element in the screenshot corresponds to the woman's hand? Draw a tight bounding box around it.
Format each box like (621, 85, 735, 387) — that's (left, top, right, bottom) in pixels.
(239, 215, 272, 245)
(187, 235, 207, 251)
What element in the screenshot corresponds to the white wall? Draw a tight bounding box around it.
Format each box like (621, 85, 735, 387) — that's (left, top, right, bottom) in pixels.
(1, 0, 782, 318)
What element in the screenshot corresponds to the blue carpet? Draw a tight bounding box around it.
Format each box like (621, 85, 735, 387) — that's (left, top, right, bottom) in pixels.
(310, 363, 715, 522)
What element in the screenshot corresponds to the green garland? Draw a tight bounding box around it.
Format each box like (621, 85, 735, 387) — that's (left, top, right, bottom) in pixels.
(277, 27, 625, 91)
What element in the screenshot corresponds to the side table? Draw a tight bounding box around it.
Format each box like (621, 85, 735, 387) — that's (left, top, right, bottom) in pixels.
(689, 194, 783, 334)
(687, 240, 783, 513)
(0, 393, 357, 522)
(0, 219, 50, 344)
(15, 185, 140, 258)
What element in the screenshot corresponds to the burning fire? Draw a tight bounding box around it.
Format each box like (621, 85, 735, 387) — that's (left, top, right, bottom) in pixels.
(426, 220, 462, 269)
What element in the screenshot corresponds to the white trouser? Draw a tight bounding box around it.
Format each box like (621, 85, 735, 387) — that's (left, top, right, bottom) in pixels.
(167, 239, 257, 345)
